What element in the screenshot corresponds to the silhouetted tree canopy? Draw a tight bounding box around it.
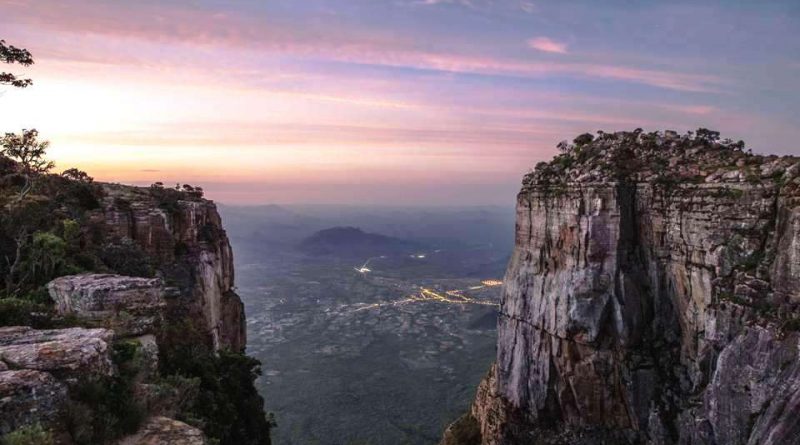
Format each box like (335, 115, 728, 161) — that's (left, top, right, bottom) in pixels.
(61, 168, 94, 183)
(0, 39, 34, 88)
(1, 129, 54, 200)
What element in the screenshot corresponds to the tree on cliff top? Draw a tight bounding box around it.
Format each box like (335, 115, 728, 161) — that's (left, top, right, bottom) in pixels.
(1, 129, 55, 200)
(0, 39, 34, 88)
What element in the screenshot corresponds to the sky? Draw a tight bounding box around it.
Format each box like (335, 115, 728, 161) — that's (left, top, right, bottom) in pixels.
(0, 0, 799, 205)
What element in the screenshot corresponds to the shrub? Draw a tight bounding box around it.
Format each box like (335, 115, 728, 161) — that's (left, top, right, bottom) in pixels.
(1, 424, 53, 445)
(25, 232, 67, 286)
(0, 297, 51, 327)
(149, 183, 183, 216)
(98, 239, 154, 277)
(60, 168, 93, 183)
(159, 320, 272, 445)
(64, 342, 146, 445)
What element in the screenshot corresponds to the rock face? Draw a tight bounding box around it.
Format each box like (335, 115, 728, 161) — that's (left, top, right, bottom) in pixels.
(117, 416, 207, 445)
(0, 326, 114, 434)
(97, 184, 246, 351)
(0, 370, 67, 435)
(0, 181, 259, 440)
(48, 274, 165, 337)
(0, 326, 114, 377)
(455, 130, 800, 445)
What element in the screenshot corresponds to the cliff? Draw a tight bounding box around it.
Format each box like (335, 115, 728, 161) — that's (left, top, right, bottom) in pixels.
(444, 130, 800, 445)
(97, 183, 246, 352)
(0, 177, 268, 444)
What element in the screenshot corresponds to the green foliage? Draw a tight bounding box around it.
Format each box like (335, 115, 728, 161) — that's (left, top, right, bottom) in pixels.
(0, 297, 51, 327)
(713, 187, 744, 199)
(159, 320, 272, 445)
(1, 423, 53, 445)
(148, 374, 201, 416)
(61, 219, 80, 246)
(98, 239, 154, 278)
(530, 128, 751, 188)
(651, 172, 685, 196)
(25, 232, 67, 286)
(149, 182, 183, 215)
(0, 130, 52, 175)
(64, 342, 146, 445)
(49, 175, 102, 211)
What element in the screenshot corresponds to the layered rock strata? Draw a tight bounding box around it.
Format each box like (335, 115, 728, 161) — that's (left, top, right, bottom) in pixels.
(448, 130, 800, 445)
(98, 184, 246, 351)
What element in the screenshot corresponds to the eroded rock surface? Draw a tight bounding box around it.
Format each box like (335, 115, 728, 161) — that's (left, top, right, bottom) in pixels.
(48, 274, 165, 337)
(0, 326, 113, 377)
(118, 416, 207, 445)
(452, 130, 800, 445)
(97, 185, 246, 351)
(0, 370, 67, 435)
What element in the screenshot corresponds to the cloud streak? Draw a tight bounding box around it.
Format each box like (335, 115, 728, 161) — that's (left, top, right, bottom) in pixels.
(2, 0, 793, 205)
(527, 37, 567, 54)
(1, 0, 725, 92)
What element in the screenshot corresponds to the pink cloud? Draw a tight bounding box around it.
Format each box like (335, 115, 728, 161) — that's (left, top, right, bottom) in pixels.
(0, 0, 727, 93)
(527, 37, 568, 54)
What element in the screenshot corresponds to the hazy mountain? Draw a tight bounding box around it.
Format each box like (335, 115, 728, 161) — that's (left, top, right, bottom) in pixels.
(299, 226, 423, 257)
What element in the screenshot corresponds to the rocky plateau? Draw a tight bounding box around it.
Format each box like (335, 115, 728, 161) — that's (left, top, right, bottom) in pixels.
(443, 130, 800, 445)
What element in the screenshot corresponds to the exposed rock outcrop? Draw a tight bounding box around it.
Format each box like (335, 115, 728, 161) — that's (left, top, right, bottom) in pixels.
(451, 130, 800, 445)
(0, 176, 266, 442)
(97, 184, 246, 351)
(0, 370, 67, 435)
(118, 416, 207, 445)
(0, 326, 114, 378)
(48, 274, 165, 337)
(0, 326, 115, 434)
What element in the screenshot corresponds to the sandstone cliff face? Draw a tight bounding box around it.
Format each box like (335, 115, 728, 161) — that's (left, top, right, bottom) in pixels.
(97, 184, 245, 351)
(457, 131, 800, 445)
(1, 183, 248, 442)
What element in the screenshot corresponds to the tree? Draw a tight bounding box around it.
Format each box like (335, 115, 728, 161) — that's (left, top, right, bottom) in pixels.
(1, 129, 54, 200)
(61, 168, 94, 183)
(23, 231, 67, 287)
(0, 39, 34, 88)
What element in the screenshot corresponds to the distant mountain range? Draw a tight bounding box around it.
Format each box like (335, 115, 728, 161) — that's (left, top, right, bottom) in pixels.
(299, 227, 423, 257)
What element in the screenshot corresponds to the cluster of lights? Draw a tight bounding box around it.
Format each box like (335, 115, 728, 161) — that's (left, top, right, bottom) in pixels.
(351, 285, 499, 312)
(349, 254, 502, 312)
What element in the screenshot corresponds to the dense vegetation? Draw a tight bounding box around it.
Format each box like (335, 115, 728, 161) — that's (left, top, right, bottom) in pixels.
(526, 128, 785, 188)
(159, 319, 274, 445)
(0, 39, 271, 445)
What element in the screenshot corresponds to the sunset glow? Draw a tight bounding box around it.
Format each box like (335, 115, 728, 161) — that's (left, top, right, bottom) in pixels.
(1, 0, 798, 204)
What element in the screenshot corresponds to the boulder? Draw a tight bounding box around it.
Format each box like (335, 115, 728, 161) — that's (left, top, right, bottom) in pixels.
(0, 370, 67, 434)
(48, 274, 165, 337)
(117, 416, 207, 445)
(0, 326, 113, 377)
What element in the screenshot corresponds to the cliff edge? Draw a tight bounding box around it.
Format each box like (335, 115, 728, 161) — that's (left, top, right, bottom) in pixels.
(444, 129, 800, 445)
(0, 175, 268, 444)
